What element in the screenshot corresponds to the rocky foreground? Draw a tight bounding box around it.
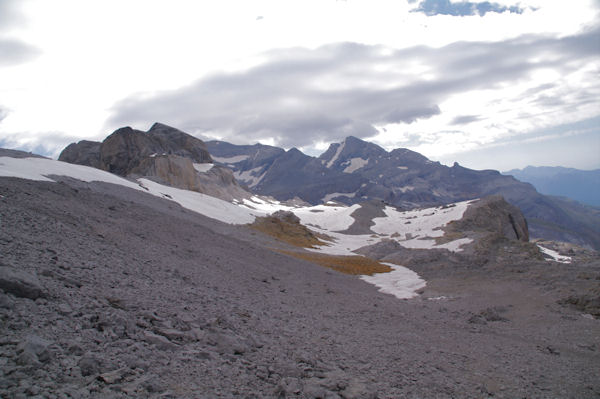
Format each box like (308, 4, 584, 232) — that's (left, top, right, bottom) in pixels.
(1, 176, 599, 398)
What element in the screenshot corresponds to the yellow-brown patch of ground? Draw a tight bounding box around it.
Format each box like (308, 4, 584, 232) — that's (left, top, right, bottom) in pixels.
(279, 250, 392, 276)
(250, 216, 332, 249)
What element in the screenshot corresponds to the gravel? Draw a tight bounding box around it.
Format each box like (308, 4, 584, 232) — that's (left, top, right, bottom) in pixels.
(0, 176, 599, 398)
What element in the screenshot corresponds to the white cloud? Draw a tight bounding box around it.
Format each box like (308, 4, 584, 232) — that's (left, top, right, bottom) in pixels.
(0, 0, 598, 169)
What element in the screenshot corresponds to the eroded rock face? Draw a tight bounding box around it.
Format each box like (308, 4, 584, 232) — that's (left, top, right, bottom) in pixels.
(59, 123, 212, 177)
(57, 123, 250, 200)
(131, 155, 201, 191)
(58, 140, 102, 168)
(450, 195, 529, 242)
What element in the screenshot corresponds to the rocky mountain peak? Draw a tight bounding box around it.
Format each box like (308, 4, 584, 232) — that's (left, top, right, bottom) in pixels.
(319, 136, 387, 170)
(58, 124, 252, 200)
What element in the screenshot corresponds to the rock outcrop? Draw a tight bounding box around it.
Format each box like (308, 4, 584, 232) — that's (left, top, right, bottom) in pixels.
(59, 123, 212, 176)
(448, 195, 529, 242)
(59, 123, 249, 200)
(59, 140, 102, 169)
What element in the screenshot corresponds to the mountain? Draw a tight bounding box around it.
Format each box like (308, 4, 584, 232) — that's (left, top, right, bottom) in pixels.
(1, 148, 599, 397)
(504, 166, 600, 207)
(207, 136, 600, 250)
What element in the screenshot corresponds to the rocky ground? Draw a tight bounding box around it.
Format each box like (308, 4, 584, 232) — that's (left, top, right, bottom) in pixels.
(1, 176, 599, 398)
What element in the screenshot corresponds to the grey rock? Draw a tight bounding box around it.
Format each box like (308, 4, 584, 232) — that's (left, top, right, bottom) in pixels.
(143, 331, 179, 351)
(451, 195, 529, 242)
(58, 140, 102, 169)
(276, 377, 303, 397)
(17, 335, 52, 365)
(78, 355, 102, 376)
(0, 291, 15, 309)
(0, 266, 46, 299)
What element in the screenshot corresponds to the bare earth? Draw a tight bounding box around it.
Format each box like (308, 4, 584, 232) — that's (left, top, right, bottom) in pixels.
(0, 176, 599, 398)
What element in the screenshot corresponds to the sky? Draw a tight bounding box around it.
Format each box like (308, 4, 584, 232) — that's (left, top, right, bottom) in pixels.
(0, 0, 598, 171)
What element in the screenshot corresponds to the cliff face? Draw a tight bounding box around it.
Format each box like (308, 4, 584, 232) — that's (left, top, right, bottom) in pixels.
(448, 195, 529, 242)
(59, 123, 248, 201)
(59, 123, 212, 176)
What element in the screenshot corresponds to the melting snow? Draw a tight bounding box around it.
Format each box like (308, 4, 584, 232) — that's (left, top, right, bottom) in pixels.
(212, 155, 249, 164)
(193, 163, 214, 173)
(537, 244, 572, 264)
(293, 204, 361, 232)
(233, 167, 267, 188)
(360, 263, 426, 299)
(326, 140, 345, 168)
(343, 158, 368, 173)
(0, 157, 143, 190)
(397, 166, 408, 170)
(321, 192, 357, 203)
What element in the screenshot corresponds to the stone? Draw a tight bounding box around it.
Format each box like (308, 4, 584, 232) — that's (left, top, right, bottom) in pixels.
(17, 335, 52, 365)
(97, 368, 127, 384)
(0, 266, 46, 300)
(78, 355, 102, 377)
(143, 331, 179, 351)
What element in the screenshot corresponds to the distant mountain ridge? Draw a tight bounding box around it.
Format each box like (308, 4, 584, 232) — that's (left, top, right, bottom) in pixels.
(206, 136, 600, 250)
(503, 166, 600, 207)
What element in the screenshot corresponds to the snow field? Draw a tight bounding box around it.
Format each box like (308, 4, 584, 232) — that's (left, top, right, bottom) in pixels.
(360, 263, 426, 299)
(0, 157, 143, 190)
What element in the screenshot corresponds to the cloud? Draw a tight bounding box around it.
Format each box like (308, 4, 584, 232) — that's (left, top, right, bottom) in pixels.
(0, 130, 79, 159)
(0, 0, 26, 32)
(0, 38, 40, 67)
(108, 27, 599, 149)
(411, 0, 525, 17)
(450, 115, 484, 125)
(0, 0, 40, 67)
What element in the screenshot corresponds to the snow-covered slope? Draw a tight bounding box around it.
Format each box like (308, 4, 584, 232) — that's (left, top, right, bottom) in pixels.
(0, 156, 479, 299)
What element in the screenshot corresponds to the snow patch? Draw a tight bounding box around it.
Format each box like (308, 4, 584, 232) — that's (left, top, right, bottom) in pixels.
(212, 155, 249, 164)
(321, 191, 357, 203)
(326, 140, 345, 168)
(537, 244, 572, 264)
(397, 166, 408, 170)
(293, 203, 361, 232)
(343, 158, 368, 173)
(360, 263, 426, 299)
(234, 167, 267, 188)
(193, 163, 214, 173)
(0, 157, 143, 190)
(398, 186, 414, 193)
(138, 179, 256, 224)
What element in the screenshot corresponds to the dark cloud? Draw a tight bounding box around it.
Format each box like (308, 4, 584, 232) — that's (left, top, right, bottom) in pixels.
(108, 27, 600, 148)
(411, 0, 525, 17)
(0, 38, 40, 66)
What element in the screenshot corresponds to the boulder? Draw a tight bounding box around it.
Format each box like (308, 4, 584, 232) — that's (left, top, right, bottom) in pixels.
(0, 266, 46, 300)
